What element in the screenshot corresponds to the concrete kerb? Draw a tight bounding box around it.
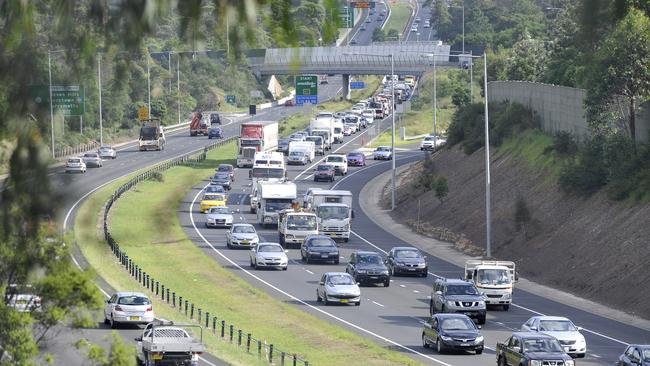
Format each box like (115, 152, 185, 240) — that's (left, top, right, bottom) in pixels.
(358, 161, 650, 332)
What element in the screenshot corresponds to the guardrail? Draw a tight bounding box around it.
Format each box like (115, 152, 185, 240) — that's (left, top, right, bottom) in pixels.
(101, 136, 311, 366)
(54, 140, 100, 159)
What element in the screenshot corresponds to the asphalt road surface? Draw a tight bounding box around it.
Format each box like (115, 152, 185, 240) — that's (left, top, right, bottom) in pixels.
(405, 0, 436, 42)
(179, 112, 650, 365)
(349, 1, 390, 45)
(45, 81, 342, 365)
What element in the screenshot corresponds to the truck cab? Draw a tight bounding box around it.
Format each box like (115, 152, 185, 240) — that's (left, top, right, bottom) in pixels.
(278, 209, 319, 248)
(465, 260, 517, 310)
(139, 119, 165, 151)
(305, 190, 353, 242)
(255, 181, 297, 227)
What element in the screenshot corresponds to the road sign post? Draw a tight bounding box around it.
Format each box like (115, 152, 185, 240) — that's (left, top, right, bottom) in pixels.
(295, 76, 318, 105)
(30, 85, 85, 116)
(350, 81, 365, 89)
(226, 95, 236, 104)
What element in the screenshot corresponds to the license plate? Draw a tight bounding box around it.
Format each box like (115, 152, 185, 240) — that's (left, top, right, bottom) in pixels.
(340, 299, 348, 303)
(242, 240, 249, 244)
(408, 268, 416, 271)
(369, 276, 378, 279)
(16, 299, 27, 304)
(129, 316, 141, 321)
(152, 353, 163, 360)
(460, 343, 470, 347)
(321, 254, 329, 258)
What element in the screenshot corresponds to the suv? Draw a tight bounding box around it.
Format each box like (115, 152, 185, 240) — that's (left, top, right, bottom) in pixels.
(325, 154, 348, 175)
(430, 278, 486, 324)
(346, 251, 390, 287)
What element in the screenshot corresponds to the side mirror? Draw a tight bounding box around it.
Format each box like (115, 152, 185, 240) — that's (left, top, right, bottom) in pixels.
(515, 272, 520, 282)
(257, 203, 261, 209)
(249, 171, 252, 179)
(106, 299, 111, 303)
(250, 248, 256, 251)
(284, 250, 289, 253)
(134, 336, 142, 342)
(435, 290, 442, 295)
(319, 281, 325, 285)
(576, 326, 582, 331)
(529, 326, 538, 331)
(351, 209, 355, 219)
(477, 325, 482, 330)
(356, 282, 361, 286)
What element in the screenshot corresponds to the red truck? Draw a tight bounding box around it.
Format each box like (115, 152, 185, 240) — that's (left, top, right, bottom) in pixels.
(236, 121, 279, 168)
(189, 111, 208, 136)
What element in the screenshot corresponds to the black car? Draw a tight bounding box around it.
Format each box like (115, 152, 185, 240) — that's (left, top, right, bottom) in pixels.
(346, 251, 390, 287)
(278, 139, 290, 154)
(210, 173, 232, 190)
(301, 235, 339, 264)
(208, 126, 223, 139)
(618, 344, 650, 366)
(210, 113, 221, 125)
(422, 313, 484, 354)
(216, 164, 235, 182)
(386, 247, 428, 277)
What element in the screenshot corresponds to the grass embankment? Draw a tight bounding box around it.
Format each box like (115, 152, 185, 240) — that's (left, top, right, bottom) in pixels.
(498, 129, 560, 176)
(75, 141, 423, 366)
(384, 1, 413, 38)
(279, 75, 382, 137)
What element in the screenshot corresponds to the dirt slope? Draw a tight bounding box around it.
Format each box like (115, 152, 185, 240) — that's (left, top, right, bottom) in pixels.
(386, 146, 650, 318)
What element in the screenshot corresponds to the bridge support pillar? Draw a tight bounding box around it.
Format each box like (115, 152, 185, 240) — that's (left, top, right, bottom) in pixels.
(342, 74, 351, 100)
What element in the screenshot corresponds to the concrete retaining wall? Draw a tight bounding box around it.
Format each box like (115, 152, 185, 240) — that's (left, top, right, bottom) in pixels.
(488, 81, 650, 142)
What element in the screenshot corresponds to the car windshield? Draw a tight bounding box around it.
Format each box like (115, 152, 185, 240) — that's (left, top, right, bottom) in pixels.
(118, 296, 150, 305)
(395, 250, 421, 258)
(327, 274, 355, 286)
(643, 350, 650, 361)
(251, 168, 285, 179)
(206, 186, 225, 193)
(334, 127, 342, 133)
(208, 207, 230, 214)
(347, 153, 362, 158)
(357, 254, 382, 265)
(309, 238, 335, 247)
(327, 156, 343, 163)
(317, 165, 333, 171)
(259, 245, 283, 253)
(522, 339, 564, 353)
(217, 165, 232, 172)
(424, 136, 434, 141)
(100, 147, 112, 151)
(476, 269, 511, 285)
(441, 318, 476, 331)
(317, 206, 349, 220)
(376, 147, 390, 152)
(538, 320, 577, 331)
(265, 199, 293, 212)
(84, 153, 97, 158)
(289, 151, 304, 157)
(287, 215, 317, 230)
(68, 158, 81, 163)
(445, 285, 479, 295)
(203, 194, 224, 201)
(233, 225, 255, 234)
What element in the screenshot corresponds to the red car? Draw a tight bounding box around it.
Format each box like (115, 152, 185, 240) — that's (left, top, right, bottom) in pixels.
(313, 163, 336, 182)
(284, 99, 295, 107)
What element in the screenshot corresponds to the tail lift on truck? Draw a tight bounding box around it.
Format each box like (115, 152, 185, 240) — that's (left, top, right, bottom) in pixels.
(237, 121, 279, 168)
(464, 260, 518, 310)
(304, 190, 353, 242)
(139, 119, 165, 151)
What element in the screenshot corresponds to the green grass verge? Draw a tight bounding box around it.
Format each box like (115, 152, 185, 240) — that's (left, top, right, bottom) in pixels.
(75, 143, 424, 366)
(498, 129, 563, 178)
(384, 2, 413, 38)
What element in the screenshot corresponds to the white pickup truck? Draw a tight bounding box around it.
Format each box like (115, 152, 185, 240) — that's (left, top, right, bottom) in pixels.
(135, 321, 204, 366)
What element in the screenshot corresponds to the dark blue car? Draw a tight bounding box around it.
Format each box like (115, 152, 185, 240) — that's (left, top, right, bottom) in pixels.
(208, 126, 223, 139)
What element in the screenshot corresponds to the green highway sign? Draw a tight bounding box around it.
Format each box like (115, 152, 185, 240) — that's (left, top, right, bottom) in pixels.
(295, 75, 318, 105)
(339, 6, 354, 28)
(29, 85, 85, 116)
(226, 95, 236, 104)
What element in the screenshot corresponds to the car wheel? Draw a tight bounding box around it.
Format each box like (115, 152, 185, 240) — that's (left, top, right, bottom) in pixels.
(344, 237, 349, 243)
(305, 256, 310, 264)
(503, 304, 510, 311)
(314, 178, 318, 182)
(253, 260, 258, 269)
(497, 356, 507, 366)
(316, 290, 322, 302)
(478, 316, 486, 325)
(576, 353, 585, 359)
(279, 234, 285, 246)
(422, 334, 429, 348)
(436, 337, 445, 354)
(355, 300, 360, 306)
(323, 294, 331, 306)
(110, 316, 117, 329)
(334, 259, 339, 265)
(250, 258, 254, 267)
(429, 300, 435, 316)
(476, 348, 483, 355)
(388, 266, 394, 276)
(227, 241, 232, 249)
(282, 266, 287, 271)
(384, 279, 390, 287)
(421, 271, 428, 278)
(103, 315, 110, 325)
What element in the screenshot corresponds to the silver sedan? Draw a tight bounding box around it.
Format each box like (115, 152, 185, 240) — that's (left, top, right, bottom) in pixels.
(98, 146, 117, 159)
(82, 152, 103, 167)
(249, 242, 288, 270)
(226, 223, 259, 249)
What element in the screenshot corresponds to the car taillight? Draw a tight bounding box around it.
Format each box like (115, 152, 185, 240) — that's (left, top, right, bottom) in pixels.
(114, 305, 123, 311)
(146, 306, 153, 312)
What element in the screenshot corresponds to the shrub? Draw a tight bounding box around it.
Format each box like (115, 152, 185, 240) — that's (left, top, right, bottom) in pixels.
(148, 171, 164, 182)
(432, 176, 449, 202)
(552, 131, 578, 156)
(558, 135, 607, 194)
(513, 195, 531, 232)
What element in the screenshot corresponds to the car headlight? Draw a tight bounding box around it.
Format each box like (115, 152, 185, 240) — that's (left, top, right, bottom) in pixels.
(446, 300, 455, 306)
(565, 361, 574, 366)
(529, 361, 542, 366)
(329, 251, 338, 255)
(344, 224, 350, 230)
(503, 292, 511, 299)
(475, 336, 484, 343)
(381, 270, 389, 275)
(286, 234, 294, 239)
(356, 269, 367, 274)
(440, 335, 452, 341)
(478, 300, 485, 306)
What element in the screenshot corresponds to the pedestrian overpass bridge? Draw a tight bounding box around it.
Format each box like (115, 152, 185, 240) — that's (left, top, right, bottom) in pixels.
(247, 42, 453, 77)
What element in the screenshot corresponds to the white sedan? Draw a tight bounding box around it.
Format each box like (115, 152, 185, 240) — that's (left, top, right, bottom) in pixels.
(249, 242, 288, 270)
(521, 316, 587, 358)
(316, 272, 361, 306)
(373, 146, 393, 160)
(226, 223, 259, 248)
(104, 292, 154, 328)
(205, 206, 234, 228)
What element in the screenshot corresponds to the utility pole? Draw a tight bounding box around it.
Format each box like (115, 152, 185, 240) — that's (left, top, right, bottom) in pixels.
(168, 52, 172, 93)
(433, 54, 437, 149)
(48, 51, 55, 158)
(97, 54, 103, 146)
(147, 53, 151, 117)
(391, 52, 396, 211)
(483, 52, 491, 258)
(177, 54, 181, 125)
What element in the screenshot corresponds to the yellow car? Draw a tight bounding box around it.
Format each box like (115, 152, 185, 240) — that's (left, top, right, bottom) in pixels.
(200, 193, 226, 213)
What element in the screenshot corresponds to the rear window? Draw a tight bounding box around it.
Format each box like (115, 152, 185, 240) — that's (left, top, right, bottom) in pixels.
(118, 295, 150, 305)
(68, 158, 81, 163)
(317, 165, 332, 171)
(84, 153, 97, 158)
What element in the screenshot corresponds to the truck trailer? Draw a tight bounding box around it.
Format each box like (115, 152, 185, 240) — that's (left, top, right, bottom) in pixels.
(237, 121, 279, 168)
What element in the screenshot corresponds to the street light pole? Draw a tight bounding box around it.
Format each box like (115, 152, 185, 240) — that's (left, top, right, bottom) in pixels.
(177, 54, 181, 125)
(97, 54, 103, 146)
(147, 53, 151, 117)
(433, 54, 437, 149)
(48, 51, 55, 158)
(391, 52, 396, 211)
(168, 52, 172, 93)
(461, 5, 465, 54)
(483, 52, 491, 258)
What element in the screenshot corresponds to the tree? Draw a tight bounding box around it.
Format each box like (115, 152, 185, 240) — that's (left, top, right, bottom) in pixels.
(513, 195, 532, 237)
(432, 176, 449, 202)
(452, 86, 470, 108)
(585, 8, 650, 140)
(432, 0, 453, 41)
(372, 28, 386, 42)
(77, 332, 135, 366)
(505, 30, 549, 82)
(386, 29, 399, 41)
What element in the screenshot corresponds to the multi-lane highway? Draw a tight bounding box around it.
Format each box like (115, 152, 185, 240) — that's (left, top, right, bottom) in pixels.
(349, 1, 390, 45)
(179, 109, 650, 365)
(51, 82, 343, 365)
(405, 0, 435, 42)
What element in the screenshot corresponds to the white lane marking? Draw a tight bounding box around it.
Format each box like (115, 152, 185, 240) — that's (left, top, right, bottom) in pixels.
(372, 301, 385, 308)
(302, 174, 314, 181)
(304, 269, 314, 275)
(188, 187, 452, 366)
(399, 284, 406, 288)
(591, 354, 601, 358)
(413, 290, 419, 293)
(198, 356, 219, 366)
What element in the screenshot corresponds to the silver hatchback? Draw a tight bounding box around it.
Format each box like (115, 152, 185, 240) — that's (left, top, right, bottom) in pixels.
(82, 152, 103, 167)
